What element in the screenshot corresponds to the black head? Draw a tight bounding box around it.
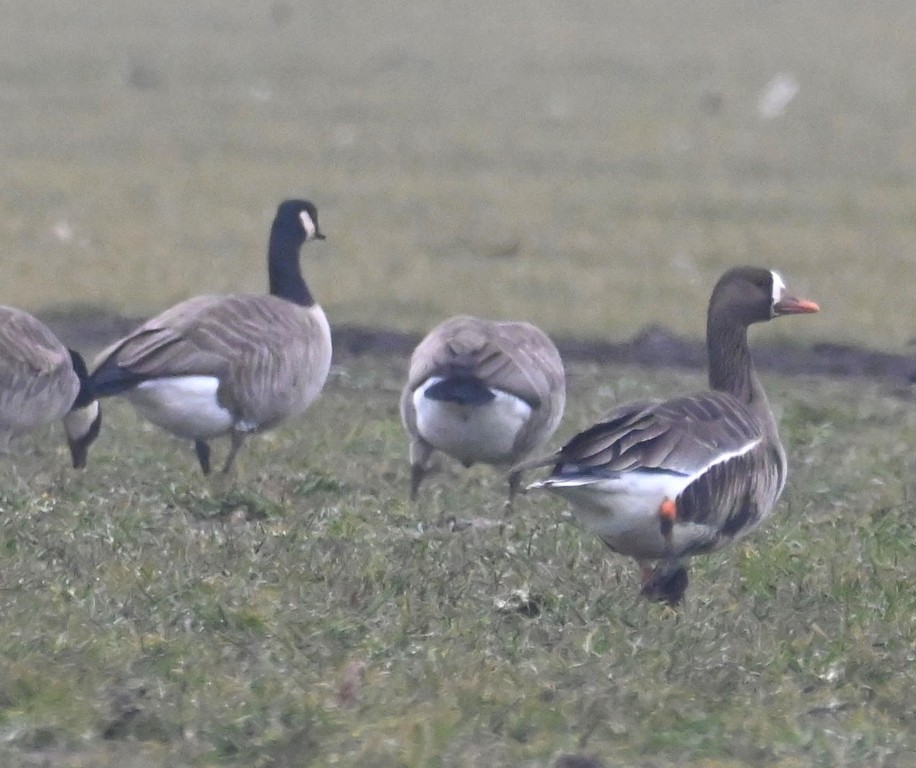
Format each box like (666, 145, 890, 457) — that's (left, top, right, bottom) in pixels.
(67, 406, 102, 469)
(273, 199, 325, 244)
(708, 266, 819, 328)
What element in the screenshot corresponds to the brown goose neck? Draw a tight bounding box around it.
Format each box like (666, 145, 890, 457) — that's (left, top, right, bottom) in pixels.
(706, 316, 760, 405)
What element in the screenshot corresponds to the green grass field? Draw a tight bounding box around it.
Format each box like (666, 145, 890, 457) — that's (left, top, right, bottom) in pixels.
(0, 360, 914, 767)
(2, 1, 916, 766)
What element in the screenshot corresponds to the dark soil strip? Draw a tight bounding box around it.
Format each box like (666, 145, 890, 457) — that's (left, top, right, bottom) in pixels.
(41, 310, 916, 385)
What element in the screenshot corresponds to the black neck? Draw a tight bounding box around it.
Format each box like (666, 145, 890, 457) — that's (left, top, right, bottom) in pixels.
(267, 223, 312, 306)
(68, 349, 95, 409)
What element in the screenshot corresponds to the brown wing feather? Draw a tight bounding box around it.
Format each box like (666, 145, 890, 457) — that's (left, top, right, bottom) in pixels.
(95, 295, 330, 425)
(96, 296, 234, 377)
(222, 301, 330, 427)
(555, 392, 762, 476)
(0, 307, 72, 376)
(674, 442, 785, 553)
(405, 316, 563, 406)
(551, 391, 786, 551)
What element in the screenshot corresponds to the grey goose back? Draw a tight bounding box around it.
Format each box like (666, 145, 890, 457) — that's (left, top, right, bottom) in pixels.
(90, 199, 331, 474)
(524, 267, 819, 604)
(401, 315, 566, 505)
(0, 306, 101, 467)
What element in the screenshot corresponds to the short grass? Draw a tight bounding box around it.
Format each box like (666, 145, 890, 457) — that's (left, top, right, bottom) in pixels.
(2, 2, 916, 765)
(0, 356, 913, 767)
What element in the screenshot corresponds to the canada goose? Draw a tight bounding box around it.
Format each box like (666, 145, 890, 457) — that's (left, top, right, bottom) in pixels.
(523, 267, 819, 604)
(0, 306, 101, 468)
(90, 199, 331, 474)
(401, 315, 566, 504)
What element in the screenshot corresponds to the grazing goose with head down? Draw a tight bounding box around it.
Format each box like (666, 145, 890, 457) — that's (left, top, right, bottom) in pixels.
(90, 199, 331, 474)
(0, 306, 101, 467)
(401, 315, 566, 505)
(524, 267, 819, 604)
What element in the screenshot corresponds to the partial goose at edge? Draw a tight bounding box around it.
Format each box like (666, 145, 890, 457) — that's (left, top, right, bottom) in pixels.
(0, 306, 101, 468)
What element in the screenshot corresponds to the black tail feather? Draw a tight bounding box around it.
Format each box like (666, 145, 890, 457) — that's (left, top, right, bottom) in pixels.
(424, 376, 495, 406)
(89, 359, 149, 397)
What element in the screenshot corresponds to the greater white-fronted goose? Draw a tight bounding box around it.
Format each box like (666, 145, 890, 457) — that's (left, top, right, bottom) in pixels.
(0, 306, 101, 468)
(401, 315, 566, 504)
(90, 199, 331, 474)
(523, 267, 819, 604)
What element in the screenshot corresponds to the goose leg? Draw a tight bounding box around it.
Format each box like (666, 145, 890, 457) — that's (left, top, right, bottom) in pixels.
(409, 464, 426, 501)
(504, 469, 524, 514)
(638, 499, 688, 605)
(220, 431, 245, 474)
(194, 440, 212, 475)
(408, 439, 434, 501)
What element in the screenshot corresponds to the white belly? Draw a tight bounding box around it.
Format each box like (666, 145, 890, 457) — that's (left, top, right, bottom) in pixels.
(414, 380, 532, 465)
(532, 470, 696, 559)
(127, 376, 234, 439)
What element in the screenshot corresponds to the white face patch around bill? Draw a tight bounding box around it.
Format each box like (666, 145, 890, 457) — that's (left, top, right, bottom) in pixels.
(770, 270, 786, 313)
(300, 210, 317, 241)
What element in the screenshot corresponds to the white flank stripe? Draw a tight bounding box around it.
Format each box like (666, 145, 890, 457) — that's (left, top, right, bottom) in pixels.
(683, 435, 761, 485)
(530, 434, 761, 507)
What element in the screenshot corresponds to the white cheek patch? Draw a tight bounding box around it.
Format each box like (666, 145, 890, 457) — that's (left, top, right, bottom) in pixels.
(64, 400, 100, 441)
(299, 210, 317, 240)
(770, 270, 786, 307)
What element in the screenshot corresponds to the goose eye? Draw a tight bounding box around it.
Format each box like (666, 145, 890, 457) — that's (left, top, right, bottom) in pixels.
(299, 210, 317, 240)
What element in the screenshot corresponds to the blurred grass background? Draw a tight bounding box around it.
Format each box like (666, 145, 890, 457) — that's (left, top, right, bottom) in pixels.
(2, 3, 916, 767)
(3, 1, 916, 347)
